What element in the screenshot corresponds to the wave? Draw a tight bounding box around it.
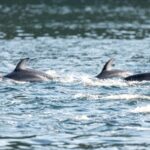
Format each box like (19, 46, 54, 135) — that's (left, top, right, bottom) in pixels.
(123, 126, 150, 131)
(74, 93, 101, 100)
(104, 94, 150, 100)
(74, 115, 89, 121)
(74, 93, 150, 100)
(131, 105, 150, 113)
(46, 70, 149, 87)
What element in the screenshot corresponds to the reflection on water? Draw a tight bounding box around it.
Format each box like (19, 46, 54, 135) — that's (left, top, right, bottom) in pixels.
(0, 0, 150, 39)
(0, 0, 150, 150)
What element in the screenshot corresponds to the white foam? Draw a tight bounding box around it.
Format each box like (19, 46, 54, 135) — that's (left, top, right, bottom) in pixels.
(131, 105, 150, 113)
(79, 75, 136, 87)
(74, 115, 89, 121)
(104, 94, 150, 100)
(59, 73, 79, 83)
(45, 71, 149, 87)
(80, 76, 147, 87)
(74, 93, 150, 101)
(74, 93, 101, 100)
(45, 70, 59, 79)
(4, 78, 27, 84)
(124, 126, 150, 131)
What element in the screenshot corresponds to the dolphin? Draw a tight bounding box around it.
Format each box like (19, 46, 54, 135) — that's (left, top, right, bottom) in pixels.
(4, 58, 52, 82)
(124, 72, 150, 81)
(96, 58, 131, 79)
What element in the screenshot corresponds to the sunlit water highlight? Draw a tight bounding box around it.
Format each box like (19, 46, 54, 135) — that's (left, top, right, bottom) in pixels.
(0, 1, 150, 150)
(0, 37, 150, 150)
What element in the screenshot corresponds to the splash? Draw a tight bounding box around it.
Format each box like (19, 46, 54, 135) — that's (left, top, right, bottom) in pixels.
(83, 78, 128, 87)
(56, 72, 129, 87)
(45, 71, 149, 88)
(81, 75, 149, 87)
(45, 70, 59, 79)
(59, 73, 79, 83)
(131, 105, 150, 113)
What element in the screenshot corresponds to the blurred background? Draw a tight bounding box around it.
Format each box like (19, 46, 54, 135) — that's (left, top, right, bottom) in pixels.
(0, 0, 150, 39)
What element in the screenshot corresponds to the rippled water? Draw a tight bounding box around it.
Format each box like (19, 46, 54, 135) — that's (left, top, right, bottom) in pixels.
(0, 1, 150, 150)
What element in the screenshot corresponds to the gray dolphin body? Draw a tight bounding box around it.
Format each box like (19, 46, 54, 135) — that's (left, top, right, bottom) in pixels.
(125, 72, 150, 81)
(96, 59, 131, 79)
(4, 58, 52, 82)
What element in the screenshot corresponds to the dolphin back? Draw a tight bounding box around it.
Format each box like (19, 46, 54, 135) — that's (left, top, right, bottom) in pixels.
(96, 58, 131, 79)
(125, 72, 150, 81)
(4, 58, 52, 82)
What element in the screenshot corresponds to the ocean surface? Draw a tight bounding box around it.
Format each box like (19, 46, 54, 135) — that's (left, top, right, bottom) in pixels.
(0, 1, 150, 149)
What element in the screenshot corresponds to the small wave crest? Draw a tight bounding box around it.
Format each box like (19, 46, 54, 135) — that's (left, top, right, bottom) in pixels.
(123, 126, 150, 131)
(74, 93, 101, 100)
(74, 115, 89, 121)
(74, 93, 150, 100)
(104, 94, 150, 100)
(131, 105, 150, 113)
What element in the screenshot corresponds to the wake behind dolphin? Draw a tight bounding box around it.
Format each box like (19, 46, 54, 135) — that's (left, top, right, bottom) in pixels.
(96, 59, 131, 79)
(4, 58, 53, 82)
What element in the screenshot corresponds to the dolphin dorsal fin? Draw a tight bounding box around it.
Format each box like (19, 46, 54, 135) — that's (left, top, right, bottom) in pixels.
(96, 58, 114, 78)
(102, 58, 114, 72)
(14, 58, 29, 71)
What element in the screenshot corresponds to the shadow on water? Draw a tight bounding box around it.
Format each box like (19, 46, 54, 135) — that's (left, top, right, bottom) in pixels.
(0, 135, 36, 150)
(7, 141, 32, 150)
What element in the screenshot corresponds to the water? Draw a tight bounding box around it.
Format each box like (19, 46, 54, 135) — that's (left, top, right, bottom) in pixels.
(0, 1, 150, 149)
